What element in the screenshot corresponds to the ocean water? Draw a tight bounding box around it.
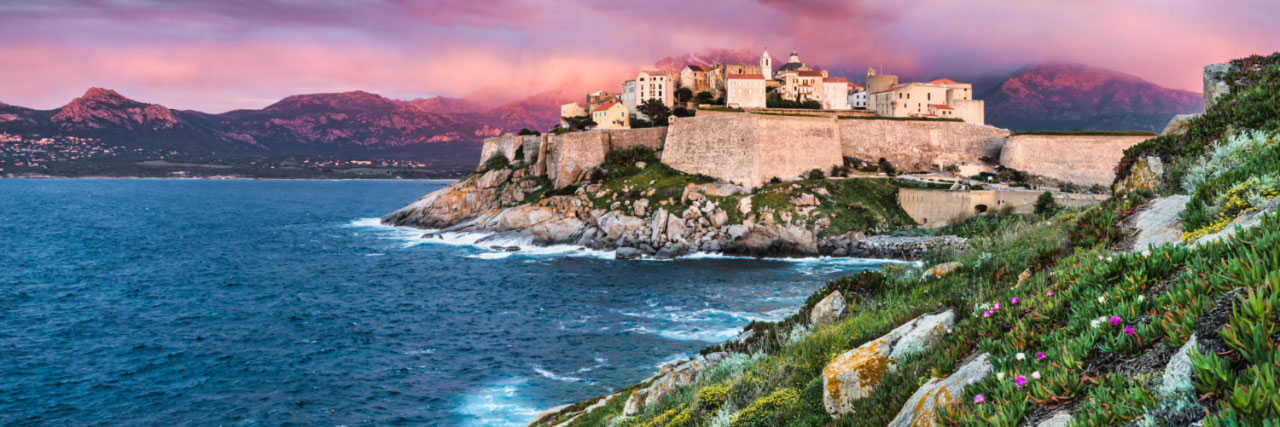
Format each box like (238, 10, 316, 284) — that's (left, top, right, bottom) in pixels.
(0, 179, 899, 426)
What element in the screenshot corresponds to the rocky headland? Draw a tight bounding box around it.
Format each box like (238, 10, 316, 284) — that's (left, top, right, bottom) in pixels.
(381, 152, 964, 259)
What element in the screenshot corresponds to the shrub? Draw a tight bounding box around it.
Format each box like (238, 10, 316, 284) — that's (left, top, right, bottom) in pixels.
(806, 168, 825, 180)
(517, 128, 540, 136)
(877, 158, 896, 175)
(480, 153, 509, 172)
(1033, 191, 1061, 215)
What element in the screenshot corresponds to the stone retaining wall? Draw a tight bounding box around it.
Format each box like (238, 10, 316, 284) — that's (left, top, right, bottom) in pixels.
(999, 134, 1153, 186)
(837, 119, 1009, 171)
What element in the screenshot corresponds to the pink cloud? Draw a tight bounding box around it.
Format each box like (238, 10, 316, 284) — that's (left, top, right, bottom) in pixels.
(0, 0, 1276, 111)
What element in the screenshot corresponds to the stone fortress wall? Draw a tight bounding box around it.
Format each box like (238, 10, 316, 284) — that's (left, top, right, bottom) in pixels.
(899, 187, 1108, 227)
(999, 134, 1152, 186)
(479, 112, 1156, 189)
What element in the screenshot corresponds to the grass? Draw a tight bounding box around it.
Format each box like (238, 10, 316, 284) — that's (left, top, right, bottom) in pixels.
(1010, 130, 1157, 136)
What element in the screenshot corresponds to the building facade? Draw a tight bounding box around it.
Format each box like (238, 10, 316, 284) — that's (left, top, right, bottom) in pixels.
(587, 90, 618, 112)
(821, 78, 851, 110)
(635, 70, 676, 108)
(560, 102, 585, 118)
(621, 80, 637, 117)
(591, 102, 630, 129)
(725, 74, 766, 109)
(679, 65, 711, 95)
(780, 69, 827, 102)
(870, 78, 986, 124)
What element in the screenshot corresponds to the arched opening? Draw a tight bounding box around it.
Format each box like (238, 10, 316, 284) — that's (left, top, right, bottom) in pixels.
(974, 204, 989, 213)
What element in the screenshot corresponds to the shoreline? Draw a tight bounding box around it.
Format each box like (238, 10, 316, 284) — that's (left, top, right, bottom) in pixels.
(1, 175, 461, 182)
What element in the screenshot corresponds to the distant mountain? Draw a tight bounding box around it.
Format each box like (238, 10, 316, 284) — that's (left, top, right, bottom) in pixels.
(653, 48, 761, 72)
(976, 62, 1203, 132)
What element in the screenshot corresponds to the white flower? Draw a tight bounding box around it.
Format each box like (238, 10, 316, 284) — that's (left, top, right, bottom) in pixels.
(1016, 352, 1026, 360)
(1090, 318, 1103, 329)
(1098, 296, 1106, 303)
(1032, 371, 1041, 379)
(1107, 256, 1114, 262)
(1137, 295, 1145, 302)
(996, 372, 1006, 380)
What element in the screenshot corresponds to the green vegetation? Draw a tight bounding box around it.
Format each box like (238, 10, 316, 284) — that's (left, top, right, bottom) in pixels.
(551, 115, 595, 134)
(838, 115, 964, 123)
(697, 106, 744, 113)
(766, 92, 822, 109)
(541, 52, 1280, 427)
(638, 99, 673, 126)
(1033, 191, 1061, 215)
(479, 152, 509, 172)
(742, 178, 915, 237)
(1010, 130, 1157, 136)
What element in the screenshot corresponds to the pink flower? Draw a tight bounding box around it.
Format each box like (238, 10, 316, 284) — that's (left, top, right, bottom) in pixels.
(1036, 352, 1046, 360)
(1110, 316, 1122, 326)
(994, 302, 1001, 310)
(1124, 326, 1135, 336)
(1011, 297, 1020, 305)
(974, 393, 985, 404)
(1015, 375, 1026, 388)
(1046, 290, 1053, 297)
(982, 310, 990, 318)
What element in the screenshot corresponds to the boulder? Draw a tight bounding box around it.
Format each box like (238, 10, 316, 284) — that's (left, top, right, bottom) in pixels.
(615, 247, 643, 260)
(1036, 410, 1073, 427)
(809, 291, 848, 326)
(1127, 195, 1189, 253)
(475, 168, 512, 189)
(710, 209, 729, 228)
(654, 242, 689, 259)
(623, 352, 728, 416)
(1116, 155, 1165, 194)
(1015, 269, 1033, 288)
(921, 262, 963, 280)
(1161, 113, 1200, 137)
(633, 198, 649, 217)
(887, 353, 992, 427)
(727, 224, 750, 240)
(823, 310, 956, 416)
(1204, 63, 1231, 109)
(738, 196, 752, 215)
(791, 193, 820, 206)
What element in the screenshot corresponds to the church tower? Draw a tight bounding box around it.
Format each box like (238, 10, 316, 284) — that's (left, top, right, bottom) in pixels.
(761, 48, 773, 80)
(789, 49, 800, 64)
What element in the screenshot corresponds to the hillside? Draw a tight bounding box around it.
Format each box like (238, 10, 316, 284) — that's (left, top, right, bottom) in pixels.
(979, 62, 1204, 132)
(533, 53, 1280, 427)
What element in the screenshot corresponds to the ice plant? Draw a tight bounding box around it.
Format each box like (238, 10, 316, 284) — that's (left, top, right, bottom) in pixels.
(1011, 297, 1019, 305)
(1015, 375, 1026, 388)
(1124, 326, 1135, 336)
(1036, 352, 1046, 360)
(994, 302, 1001, 310)
(1016, 352, 1025, 360)
(996, 372, 1005, 380)
(974, 394, 984, 404)
(1110, 316, 1122, 326)
(1098, 296, 1106, 303)
(1032, 371, 1041, 379)
(1046, 290, 1053, 297)
(982, 310, 990, 318)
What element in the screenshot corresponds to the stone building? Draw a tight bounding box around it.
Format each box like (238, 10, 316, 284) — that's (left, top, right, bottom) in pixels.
(679, 65, 712, 95)
(725, 74, 766, 109)
(780, 69, 827, 102)
(559, 102, 585, 118)
(865, 68, 899, 111)
(870, 78, 986, 125)
(635, 70, 676, 108)
(590, 102, 630, 129)
(587, 90, 618, 111)
(848, 84, 867, 109)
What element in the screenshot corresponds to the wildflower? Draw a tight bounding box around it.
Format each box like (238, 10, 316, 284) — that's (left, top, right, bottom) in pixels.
(1036, 352, 1046, 360)
(1032, 371, 1041, 380)
(996, 372, 1005, 380)
(1098, 296, 1106, 303)
(1015, 375, 1026, 388)
(1110, 316, 1122, 326)
(982, 310, 990, 318)
(1046, 290, 1053, 297)
(994, 302, 1001, 310)
(1016, 352, 1026, 360)
(1137, 295, 1145, 302)
(1125, 326, 1135, 336)
(974, 393, 985, 403)
(1011, 297, 1020, 305)
(1107, 256, 1113, 262)
(1090, 317, 1104, 329)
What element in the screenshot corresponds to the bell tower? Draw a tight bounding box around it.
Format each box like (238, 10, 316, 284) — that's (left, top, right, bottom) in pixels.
(761, 48, 773, 80)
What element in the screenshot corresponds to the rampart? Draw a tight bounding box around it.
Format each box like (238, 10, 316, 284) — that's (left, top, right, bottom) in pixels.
(661, 114, 843, 187)
(999, 134, 1153, 186)
(837, 119, 1009, 171)
(899, 187, 1107, 227)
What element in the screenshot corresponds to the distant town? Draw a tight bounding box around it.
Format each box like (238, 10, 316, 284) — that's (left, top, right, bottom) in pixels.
(558, 49, 985, 131)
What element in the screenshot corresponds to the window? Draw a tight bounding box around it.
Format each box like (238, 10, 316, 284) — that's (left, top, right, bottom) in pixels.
(927, 93, 931, 101)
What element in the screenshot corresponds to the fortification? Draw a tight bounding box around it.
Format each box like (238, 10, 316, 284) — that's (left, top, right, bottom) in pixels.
(661, 114, 843, 187)
(999, 134, 1152, 186)
(899, 187, 1108, 227)
(837, 119, 1009, 171)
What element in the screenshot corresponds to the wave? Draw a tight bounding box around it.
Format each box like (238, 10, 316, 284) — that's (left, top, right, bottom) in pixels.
(531, 365, 582, 383)
(623, 325, 744, 342)
(615, 306, 792, 324)
(455, 378, 542, 427)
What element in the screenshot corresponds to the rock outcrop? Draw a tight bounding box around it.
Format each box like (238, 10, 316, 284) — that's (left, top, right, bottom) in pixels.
(888, 353, 992, 427)
(623, 352, 727, 416)
(921, 262, 963, 280)
(1115, 155, 1166, 194)
(823, 310, 955, 416)
(1125, 195, 1189, 253)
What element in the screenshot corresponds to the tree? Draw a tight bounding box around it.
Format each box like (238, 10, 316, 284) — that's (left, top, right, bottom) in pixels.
(637, 99, 672, 126)
(695, 91, 714, 104)
(560, 115, 596, 132)
(672, 106, 695, 117)
(517, 128, 540, 136)
(1034, 191, 1062, 215)
(675, 87, 693, 103)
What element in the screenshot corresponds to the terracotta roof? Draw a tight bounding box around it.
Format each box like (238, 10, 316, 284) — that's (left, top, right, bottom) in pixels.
(798, 70, 824, 77)
(928, 78, 960, 84)
(929, 104, 953, 110)
(825, 77, 849, 83)
(684, 65, 711, 72)
(591, 101, 620, 113)
(727, 74, 765, 80)
(849, 83, 864, 89)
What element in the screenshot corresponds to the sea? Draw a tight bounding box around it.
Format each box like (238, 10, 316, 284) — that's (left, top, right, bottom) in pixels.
(0, 179, 900, 426)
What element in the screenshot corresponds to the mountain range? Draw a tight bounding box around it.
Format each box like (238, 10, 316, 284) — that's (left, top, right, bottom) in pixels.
(0, 54, 1202, 170)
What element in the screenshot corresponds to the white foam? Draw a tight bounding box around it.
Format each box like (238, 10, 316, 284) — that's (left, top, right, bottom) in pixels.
(624, 325, 743, 342)
(455, 378, 542, 427)
(531, 365, 582, 383)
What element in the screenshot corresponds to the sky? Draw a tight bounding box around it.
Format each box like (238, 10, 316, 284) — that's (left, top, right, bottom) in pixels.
(1, 0, 1277, 112)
